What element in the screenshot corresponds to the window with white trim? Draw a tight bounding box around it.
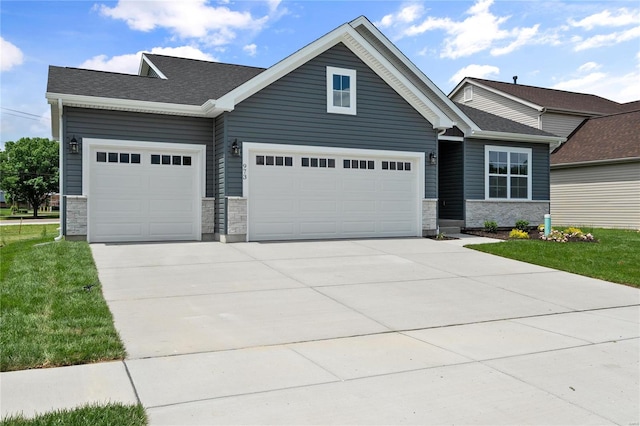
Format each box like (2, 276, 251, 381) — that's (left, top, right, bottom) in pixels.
(327, 66, 356, 115)
(485, 146, 532, 200)
(463, 86, 473, 102)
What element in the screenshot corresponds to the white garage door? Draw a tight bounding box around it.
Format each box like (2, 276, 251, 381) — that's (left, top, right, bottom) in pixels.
(86, 141, 203, 243)
(247, 145, 422, 241)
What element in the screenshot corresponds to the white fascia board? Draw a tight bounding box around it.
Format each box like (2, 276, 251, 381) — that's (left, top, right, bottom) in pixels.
(139, 54, 168, 79)
(469, 129, 566, 144)
(350, 17, 473, 130)
(46, 92, 207, 117)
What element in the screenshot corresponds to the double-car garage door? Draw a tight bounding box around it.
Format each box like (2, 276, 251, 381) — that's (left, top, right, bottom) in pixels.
(246, 144, 423, 241)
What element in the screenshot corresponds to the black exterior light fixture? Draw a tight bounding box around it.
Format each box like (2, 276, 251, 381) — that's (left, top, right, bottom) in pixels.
(231, 139, 241, 156)
(69, 135, 80, 154)
(429, 151, 437, 165)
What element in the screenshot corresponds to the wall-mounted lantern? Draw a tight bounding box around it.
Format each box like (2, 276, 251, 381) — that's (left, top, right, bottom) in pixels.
(429, 151, 437, 165)
(69, 135, 80, 154)
(231, 139, 241, 156)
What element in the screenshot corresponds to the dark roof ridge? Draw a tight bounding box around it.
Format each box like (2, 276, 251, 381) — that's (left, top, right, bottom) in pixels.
(48, 65, 154, 79)
(585, 108, 640, 119)
(467, 77, 620, 104)
(143, 53, 267, 71)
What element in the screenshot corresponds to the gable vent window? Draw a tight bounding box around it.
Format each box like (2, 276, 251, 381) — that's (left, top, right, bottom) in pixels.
(463, 86, 473, 102)
(327, 66, 356, 115)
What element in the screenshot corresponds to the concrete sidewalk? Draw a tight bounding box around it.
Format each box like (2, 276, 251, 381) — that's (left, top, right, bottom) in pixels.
(1, 237, 638, 424)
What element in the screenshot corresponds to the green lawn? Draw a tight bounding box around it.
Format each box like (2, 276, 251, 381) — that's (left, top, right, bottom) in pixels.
(0, 207, 59, 220)
(0, 225, 126, 371)
(0, 403, 146, 426)
(466, 228, 640, 287)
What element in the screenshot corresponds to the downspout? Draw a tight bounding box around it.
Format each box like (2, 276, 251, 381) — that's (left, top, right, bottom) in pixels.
(54, 98, 64, 241)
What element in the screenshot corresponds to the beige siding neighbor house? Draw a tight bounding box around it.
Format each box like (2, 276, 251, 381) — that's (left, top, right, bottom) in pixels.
(550, 110, 640, 229)
(449, 77, 634, 151)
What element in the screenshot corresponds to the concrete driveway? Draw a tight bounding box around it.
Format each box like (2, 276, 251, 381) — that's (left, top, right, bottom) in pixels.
(91, 237, 639, 425)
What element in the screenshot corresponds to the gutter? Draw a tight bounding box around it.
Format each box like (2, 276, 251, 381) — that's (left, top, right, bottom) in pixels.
(551, 156, 640, 169)
(54, 98, 64, 241)
(468, 129, 565, 145)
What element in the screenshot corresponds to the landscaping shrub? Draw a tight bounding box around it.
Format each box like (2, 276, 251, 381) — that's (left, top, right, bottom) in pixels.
(509, 229, 530, 239)
(515, 220, 529, 232)
(484, 220, 498, 233)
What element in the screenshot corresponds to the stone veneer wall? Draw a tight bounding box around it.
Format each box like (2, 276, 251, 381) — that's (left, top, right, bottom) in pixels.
(201, 198, 215, 240)
(422, 199, 437, 236)
(66, 196, 87, 239)
(223, 197, 247, 243)
(465, 200, 550, 228)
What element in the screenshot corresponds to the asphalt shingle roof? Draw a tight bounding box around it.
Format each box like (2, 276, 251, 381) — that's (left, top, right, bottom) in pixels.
(467, 78, 625, 115)
(455, 103, 557, 137)
(47, 55, 266, 106)
(551, 109, 640, 165)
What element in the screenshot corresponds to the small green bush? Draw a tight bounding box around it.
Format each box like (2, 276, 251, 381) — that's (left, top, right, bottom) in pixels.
(509, 229, 530, 239)
(515, 220, 529, 232)
(484, 220, 498, 233)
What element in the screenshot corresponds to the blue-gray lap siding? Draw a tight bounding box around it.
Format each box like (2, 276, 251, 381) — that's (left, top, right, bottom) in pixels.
(217, 42, 437, 233)
(62, 107, 214, 233)
(464, 139, 550, 200)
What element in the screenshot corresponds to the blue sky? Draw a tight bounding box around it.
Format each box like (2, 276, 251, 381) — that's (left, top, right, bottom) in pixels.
(1, 0, 639, 146)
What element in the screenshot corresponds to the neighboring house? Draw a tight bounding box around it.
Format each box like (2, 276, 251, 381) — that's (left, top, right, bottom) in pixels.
(449, 77, 634, 151)
(46, 16, 561, 243)
(550, 109, 640, 229)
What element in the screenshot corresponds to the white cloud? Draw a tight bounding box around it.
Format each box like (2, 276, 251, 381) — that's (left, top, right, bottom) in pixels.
(552, 58, 640, 103)
(569, 8, 640, 30)
(243, 43, 257, 56)
(0, 37, 24, 72)
(578, 62, 601, 73)
(386, 0, 543, 59)
(574, 26, 640, 51)
(97, 0, 283, 46)
(80, 46, 216, 74)
(449, 64, 500, 84)
(376, 4, 424, 28)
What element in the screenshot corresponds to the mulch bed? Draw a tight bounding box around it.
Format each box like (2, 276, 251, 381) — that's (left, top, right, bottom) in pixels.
(463, 229, 598, 243)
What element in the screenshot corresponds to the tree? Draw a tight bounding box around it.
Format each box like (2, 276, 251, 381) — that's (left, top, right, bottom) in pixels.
(0, 137, 59, 218)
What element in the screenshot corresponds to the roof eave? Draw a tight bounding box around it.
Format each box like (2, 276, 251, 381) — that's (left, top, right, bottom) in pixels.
(551, 156, 640, 169)
(468, 129, 565, 144)
(46, 92, 211, 117)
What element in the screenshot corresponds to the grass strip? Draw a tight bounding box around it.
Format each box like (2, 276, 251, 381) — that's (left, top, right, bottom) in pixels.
(466, 228, 640, 287)
(0, 233, 126, 371)
(0, 403, 146, 426)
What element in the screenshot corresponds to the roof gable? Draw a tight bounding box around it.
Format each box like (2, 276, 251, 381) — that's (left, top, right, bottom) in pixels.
(451, 77, 626, 115)
(551, 109, 640, 166)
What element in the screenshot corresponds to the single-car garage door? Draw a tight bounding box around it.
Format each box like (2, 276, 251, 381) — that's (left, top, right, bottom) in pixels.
(246, 144, 423, 241)
(86, 139, 204, 243)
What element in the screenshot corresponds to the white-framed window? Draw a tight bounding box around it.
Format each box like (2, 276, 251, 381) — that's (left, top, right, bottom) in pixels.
(326, 66, 356, 115)
(485, 145, 532, 200)
(463, 86, 473, 102)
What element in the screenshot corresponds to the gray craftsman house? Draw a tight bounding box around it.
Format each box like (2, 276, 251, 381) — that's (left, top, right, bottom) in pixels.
(46, 16, 562, 243)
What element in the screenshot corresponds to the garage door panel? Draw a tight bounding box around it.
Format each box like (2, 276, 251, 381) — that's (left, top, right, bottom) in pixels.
(299, 200, 337, 213)
(94, 223, 144, 241)
(300, 176, 338, 191)
(299, 221, 338, 235)
(343, 200, 376, 213)
(149, 222, 195, 238)
(252, 221, 295, 239)
(380, 220, 414, 232)
(93, 199, 145, 215)
(341, 221, 376, 233)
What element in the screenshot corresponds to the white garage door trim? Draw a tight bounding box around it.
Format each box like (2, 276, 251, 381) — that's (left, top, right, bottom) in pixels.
(82, 138, 206, 243)
(242, 142, 425, 241)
